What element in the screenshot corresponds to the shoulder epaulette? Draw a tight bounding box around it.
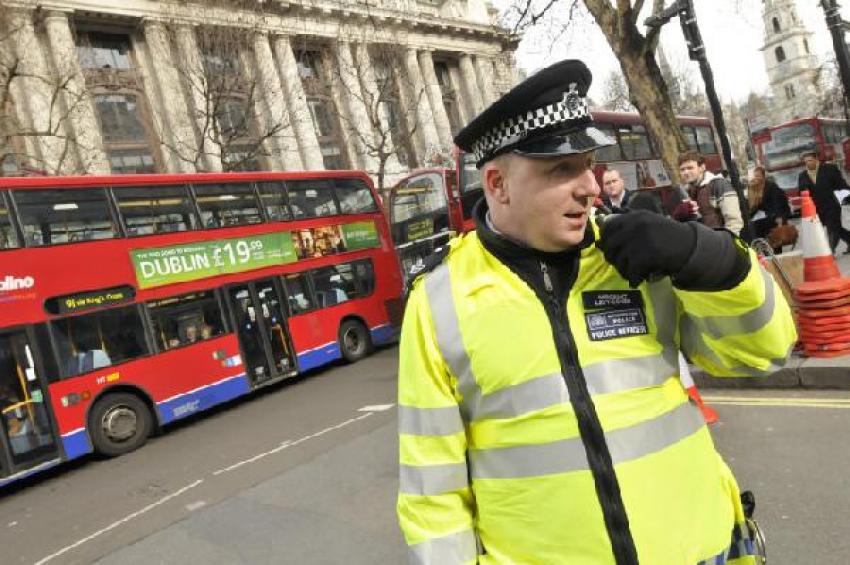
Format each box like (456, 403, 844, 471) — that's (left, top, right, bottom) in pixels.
(405, 245, 451, 295)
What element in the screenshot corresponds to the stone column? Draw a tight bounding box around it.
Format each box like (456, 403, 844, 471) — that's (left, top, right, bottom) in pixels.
(143, 19, 198, 173)
(43, 10, 110, 174)
(8, 9, 72, 174)
(473, 56, 497, 108)
(173, 25, 222, 172)
(237, 43, 285, 171)
(355, 42, 402, 176)
(320, 48, 357, 169)
(271, 35, 324, 170)
(332, 41, 380, 174)
(402, 48, 442, 158)
(252, 31, 301, 170)
(459, 54, 485, 116)
(417, 50, 454, 147)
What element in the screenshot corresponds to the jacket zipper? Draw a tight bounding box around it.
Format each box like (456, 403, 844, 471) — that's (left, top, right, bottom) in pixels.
(539, 261, 639, 565)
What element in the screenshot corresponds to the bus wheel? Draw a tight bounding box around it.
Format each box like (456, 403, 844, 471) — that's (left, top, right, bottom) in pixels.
(89, 392, 153, 457)
(339, 319, 372, 363)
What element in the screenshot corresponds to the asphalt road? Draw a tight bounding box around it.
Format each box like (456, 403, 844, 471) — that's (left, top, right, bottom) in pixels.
(1, 347, 848, 564)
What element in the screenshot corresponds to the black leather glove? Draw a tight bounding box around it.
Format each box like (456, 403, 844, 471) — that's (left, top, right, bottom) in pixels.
(598, 210, 750, 290)
(598, 210, 695, 288)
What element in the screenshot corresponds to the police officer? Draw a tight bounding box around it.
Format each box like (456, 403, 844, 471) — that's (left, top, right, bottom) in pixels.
(396, 60, 794, 564)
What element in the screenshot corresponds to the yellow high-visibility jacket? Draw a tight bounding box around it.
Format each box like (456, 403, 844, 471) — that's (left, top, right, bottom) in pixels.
(397, 226, 795, 565)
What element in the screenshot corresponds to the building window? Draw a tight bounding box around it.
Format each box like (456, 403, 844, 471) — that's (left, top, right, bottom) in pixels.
(784, 84, 796, 100)
(148, 291, 226, 351)
(13, 188, 116, 246)
(775, 46, 786, 63)
(296, 47, 350, 170)
(52, 305, 149, 378)
(772, 17, 781, 33)
(76, 31, 160, 174)
(434, 60, 463, 133)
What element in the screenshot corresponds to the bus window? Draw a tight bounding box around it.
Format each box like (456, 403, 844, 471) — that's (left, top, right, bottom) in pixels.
(680, 126, 699, 151)
(618, 124, 654, 160)
(51, 305, 149, 378)
(256, 181, 292, 222)
(594, 123, 623, 161)
(334, 178, 378, 214)
(392, 173, 446, 224)
(282, 272, 314, 314)
(695, 126, 717, 154)
(113, 185, 199, 236)
(0, 193, 19, 249)
(193, 183, 262, 228)
(353, 259, 375, 296)
(286, 180, 339, 219)
(147, 291, 226, 351)
(312, 263, 358, 308)
(13, 188, 116, 246)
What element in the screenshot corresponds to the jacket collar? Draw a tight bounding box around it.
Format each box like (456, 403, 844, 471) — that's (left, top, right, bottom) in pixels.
(697, 170, 721, 187)
(472, 198, 595, 264)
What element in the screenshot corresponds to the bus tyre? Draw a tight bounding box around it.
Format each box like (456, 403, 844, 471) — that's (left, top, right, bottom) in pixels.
(89, 392, 153, 457)
(339, 319, 372, 363)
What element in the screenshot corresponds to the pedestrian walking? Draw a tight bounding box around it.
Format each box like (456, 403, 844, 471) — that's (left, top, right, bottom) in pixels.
(601, 168, 632, 212)
(679, 151, 744, 235)
(797, 151, 850, 253)
(749, 166, 791, 254)
(396, 59, 795, 564)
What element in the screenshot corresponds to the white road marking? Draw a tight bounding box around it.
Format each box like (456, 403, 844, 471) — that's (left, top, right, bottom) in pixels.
(33, 479, 204, 565)
(185, 501, 207, 512)
(358, 403, 395, 412)
(212, 441, 293, 476)
(7, 521, 17, 527)
(702, 396, 850, 409)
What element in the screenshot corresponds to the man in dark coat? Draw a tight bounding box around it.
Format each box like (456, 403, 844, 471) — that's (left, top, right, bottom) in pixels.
(798, 151, 850, 253)
(600, 168, 632, 212)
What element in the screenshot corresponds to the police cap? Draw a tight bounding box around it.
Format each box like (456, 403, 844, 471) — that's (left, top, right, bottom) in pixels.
(454, 59, 614, 168)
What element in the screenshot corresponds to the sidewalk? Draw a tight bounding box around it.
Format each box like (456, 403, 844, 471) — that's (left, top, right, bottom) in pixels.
(697, 246, 850, 389)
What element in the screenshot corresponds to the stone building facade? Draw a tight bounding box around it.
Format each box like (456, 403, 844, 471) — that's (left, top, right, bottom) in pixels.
(0, 0, 519, 188)
(760, 0, 822, 123)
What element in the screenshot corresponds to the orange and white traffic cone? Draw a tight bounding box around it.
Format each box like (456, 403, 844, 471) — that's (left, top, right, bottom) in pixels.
(678, 351, 718, 424)
(795, 190, 850, 357)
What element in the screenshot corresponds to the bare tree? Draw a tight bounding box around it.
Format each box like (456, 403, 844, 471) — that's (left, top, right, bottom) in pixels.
(599, 70, 635, 112)
(0, 6, 101, 176)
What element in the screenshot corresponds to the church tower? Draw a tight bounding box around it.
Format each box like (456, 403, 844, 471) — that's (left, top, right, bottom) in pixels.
(761, 0, 822, 123)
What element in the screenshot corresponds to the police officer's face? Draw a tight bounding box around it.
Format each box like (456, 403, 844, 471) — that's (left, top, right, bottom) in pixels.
(486, 152, 599, 252)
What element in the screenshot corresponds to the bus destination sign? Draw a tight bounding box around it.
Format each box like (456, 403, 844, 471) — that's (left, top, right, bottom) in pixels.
(45, 285, 136, 315)
(131, 221, 380, 289)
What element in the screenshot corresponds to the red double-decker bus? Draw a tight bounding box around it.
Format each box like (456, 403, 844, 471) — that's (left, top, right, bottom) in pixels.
(389, 112, 722, 278)
(0, 170, 403, 487)
(751, 117, 849, 204)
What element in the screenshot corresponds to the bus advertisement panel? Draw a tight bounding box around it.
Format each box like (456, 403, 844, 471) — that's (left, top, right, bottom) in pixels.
(0, 171, 403, 487)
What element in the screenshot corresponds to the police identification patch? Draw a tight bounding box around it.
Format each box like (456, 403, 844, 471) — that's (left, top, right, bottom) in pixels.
(582, 290, 648, 341)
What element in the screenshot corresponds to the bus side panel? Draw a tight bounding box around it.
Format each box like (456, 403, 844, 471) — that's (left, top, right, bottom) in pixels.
(48, 335, 248, 456)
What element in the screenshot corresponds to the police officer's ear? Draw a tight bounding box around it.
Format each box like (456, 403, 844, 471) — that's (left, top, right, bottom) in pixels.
(483, 156, 510, 205)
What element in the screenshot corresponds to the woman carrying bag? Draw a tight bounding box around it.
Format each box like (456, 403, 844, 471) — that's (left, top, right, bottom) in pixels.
(749, 166, 792, 253)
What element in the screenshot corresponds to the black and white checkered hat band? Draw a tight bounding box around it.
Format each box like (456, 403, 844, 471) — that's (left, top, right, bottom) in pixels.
(471, 87, 590, 163)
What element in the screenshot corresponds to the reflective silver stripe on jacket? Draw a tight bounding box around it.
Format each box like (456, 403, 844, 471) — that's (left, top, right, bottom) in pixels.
(424, 264, 482, 423)
(409, 528, 478, 565)
(400, 461, 469, 495)
(686, 268, 775, 339)
(424, 265, 682, 424)
(399, 405, 465, 436)
(468, 401, 704, 479)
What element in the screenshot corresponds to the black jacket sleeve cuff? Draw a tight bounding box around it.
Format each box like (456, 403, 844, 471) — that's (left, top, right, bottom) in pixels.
(672, 223, 751, 291)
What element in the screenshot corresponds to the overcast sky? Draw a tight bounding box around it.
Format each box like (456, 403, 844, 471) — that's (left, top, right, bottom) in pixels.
(496, 0, 850, 104)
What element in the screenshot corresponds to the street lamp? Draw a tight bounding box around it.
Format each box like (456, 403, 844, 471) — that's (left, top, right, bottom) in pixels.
(646, 0, 751, 240)
(821, 0, 850, 138)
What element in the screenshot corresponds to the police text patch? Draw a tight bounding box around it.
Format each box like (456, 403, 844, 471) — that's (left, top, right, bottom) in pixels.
(583, 290, 648, 341)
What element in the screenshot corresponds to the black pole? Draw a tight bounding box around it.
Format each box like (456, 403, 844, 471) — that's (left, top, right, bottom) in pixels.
(678, 0, 751, 240)
(822, 0, 850, 138)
